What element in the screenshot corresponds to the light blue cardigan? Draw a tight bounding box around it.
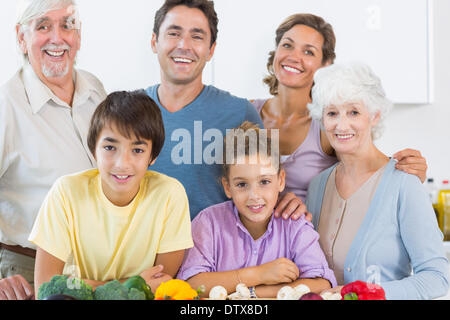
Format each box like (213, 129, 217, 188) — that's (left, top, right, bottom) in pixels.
(306, 159, 449, 300)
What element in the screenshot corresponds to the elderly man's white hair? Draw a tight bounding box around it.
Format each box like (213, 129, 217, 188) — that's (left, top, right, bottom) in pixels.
(16, 0, 80, 61)
(307, 62, 393, 140)
(17, 0, 80, 31)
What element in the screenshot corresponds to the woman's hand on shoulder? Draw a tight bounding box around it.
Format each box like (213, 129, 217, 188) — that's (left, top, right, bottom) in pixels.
(274, 192, 313, 222)
(393, 149, 427, 183)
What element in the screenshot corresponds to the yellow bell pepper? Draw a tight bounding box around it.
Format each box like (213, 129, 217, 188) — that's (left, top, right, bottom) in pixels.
(155, 279, 199, 300)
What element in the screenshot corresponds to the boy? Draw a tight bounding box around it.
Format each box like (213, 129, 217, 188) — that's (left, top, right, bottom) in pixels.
(177, 122, 336, 298)
(29, 91, 193, 295)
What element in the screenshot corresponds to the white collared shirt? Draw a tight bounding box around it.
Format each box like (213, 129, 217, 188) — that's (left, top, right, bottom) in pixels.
(0, 62, 107, 249)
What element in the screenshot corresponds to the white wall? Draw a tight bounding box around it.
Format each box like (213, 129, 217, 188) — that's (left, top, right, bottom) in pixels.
(1, 0, 448, 183)
(212, 0, 431, 104)
(0, 2, 24, 80)
(375, 0, 450, 185)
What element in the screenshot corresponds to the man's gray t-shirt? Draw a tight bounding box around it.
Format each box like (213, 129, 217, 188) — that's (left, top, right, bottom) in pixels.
(146, 85, 263, 219)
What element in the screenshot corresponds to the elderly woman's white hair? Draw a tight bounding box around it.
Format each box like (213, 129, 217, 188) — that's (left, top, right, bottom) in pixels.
(17, 0, 80, 31)
(307, 62, 393, 140)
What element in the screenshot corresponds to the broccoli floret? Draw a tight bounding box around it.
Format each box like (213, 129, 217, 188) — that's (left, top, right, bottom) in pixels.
(123, 275, 154, 300)
(128, 288, 146, 300)
(38, 275, 94, 300)
(94, 280, 146, 300)
(94, 280, 129, 300)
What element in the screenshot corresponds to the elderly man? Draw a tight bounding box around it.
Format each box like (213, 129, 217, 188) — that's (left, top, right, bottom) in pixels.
(0, 0, 106, 300)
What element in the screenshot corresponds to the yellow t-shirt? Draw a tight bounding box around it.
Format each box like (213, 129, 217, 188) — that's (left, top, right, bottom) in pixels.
(28, 169, 193, 282)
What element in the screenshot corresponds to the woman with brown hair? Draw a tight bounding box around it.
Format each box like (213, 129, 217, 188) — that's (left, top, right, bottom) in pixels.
(252, 13, 427, 219)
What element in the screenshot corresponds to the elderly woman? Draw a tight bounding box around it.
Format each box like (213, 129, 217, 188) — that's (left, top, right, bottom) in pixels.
(305, 62, 449, 300)
(251, 14, 428, 219)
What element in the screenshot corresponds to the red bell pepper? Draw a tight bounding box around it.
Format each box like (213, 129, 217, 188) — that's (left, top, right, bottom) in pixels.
(341, 281, 386, 300)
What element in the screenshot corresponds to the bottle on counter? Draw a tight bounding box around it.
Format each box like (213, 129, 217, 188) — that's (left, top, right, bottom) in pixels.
(426, 178, 439, 204)
(436, 180, 450, 241)
(426, 178, 440, 226)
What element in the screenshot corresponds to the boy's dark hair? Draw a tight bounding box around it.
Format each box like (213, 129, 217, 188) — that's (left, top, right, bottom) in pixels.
(87, 91, 165, 162)
(153, 0, 218, 47)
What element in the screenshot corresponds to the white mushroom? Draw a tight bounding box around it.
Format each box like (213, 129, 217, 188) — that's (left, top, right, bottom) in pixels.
(227, 292, 242, 300)
(320, 291, 342, 300)
(277, 286, 296, 300)
(209, 286, 228, 300)
(293, 284, 311, 298)
(277, 284, 311, 300)
(235, 283, 251, 299)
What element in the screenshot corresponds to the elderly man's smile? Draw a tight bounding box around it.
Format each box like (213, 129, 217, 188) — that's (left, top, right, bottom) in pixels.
(44, 50, 66, 58)
(41, 44, 70, 60)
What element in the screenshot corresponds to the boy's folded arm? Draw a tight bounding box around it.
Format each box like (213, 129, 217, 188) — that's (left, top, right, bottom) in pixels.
(34, 247, 126, 293)
(289, 220, 338, 288)
(299, 265, 337, 289)
(154, 250, 186, 278)
(83, 251, 185, 292)
(34, 247, 66, 296)
(187, 259, 305, 298)
(35, 247, 175, 295)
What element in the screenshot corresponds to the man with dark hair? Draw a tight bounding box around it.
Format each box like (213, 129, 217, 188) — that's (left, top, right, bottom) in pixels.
(147, 0, 306, 219)
(153, 0, 218, 47)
